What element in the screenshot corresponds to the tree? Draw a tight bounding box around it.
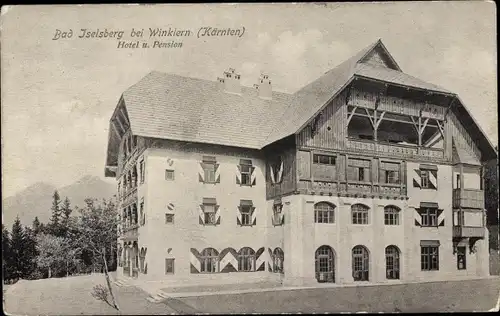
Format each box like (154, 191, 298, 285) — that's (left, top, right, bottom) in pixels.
(49, 191, 62, 235)
(60, 197, 73, 237)
(23, 226, 38, 279)
(35, 233, 80, 278)
(2, 224, 12, 281)
(69, 198, 119, 310)
(32, 217, 41, 235)
(10, 217, 26, 280)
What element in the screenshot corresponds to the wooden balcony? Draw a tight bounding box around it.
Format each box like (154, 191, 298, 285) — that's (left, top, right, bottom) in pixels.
(453, 226, 485, 238)
(347, 139, 444, 161)
(298, 180, 407, 199)
(453, 188, 484, 209)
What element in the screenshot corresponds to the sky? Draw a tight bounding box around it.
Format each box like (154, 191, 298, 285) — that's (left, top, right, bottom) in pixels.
(1, 2, 497, 198)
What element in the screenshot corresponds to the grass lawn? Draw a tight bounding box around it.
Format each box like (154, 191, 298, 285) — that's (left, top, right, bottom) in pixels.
(171, 278, 500, 314)
(3, 273, 175, 315)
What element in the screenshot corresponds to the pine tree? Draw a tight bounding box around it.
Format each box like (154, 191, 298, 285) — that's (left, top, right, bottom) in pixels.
(49, 190, 62, 236)
(10, 217, 25, 280)
(61, 197, 72, 237)
(2, 224, 12, 281)
(32, 217, 41, 235)
(23, 226, 38, 279)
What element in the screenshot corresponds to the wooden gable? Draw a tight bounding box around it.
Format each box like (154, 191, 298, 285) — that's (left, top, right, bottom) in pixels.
(358, 42, 401, 71)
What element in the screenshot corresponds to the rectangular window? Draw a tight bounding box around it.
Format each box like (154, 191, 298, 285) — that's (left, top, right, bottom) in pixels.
(421, 245, 439, 271)
(204, 204, 216, 225)
(165, 169, 175, 181)
(313, 154, 336, 165)
(239, 159, 253, 186)
(165, 258, 175, 274)
(384, 208, 400, 225)
(421, 208, 438, 227)
(456, 174, 461, 189)
(273, 203, 283, 226)
(380, 161, 401, 185)
(239, 200, 253, 226)
(139, 159, 145, 184)
(165, 213, 174, 224)
(202, 156, 217, 183)
(419, 165, 438, 189)
(348, 158, 371, 182)
(457, 247, 466, 270)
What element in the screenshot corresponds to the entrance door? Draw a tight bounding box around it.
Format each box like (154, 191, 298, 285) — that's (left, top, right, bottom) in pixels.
(315, 246, 335, 283)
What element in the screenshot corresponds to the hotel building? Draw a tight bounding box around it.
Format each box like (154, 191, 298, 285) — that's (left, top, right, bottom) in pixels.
(105, 39, 497, 287)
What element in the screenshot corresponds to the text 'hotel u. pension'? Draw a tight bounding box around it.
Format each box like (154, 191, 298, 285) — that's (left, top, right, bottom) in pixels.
(104, 39, 497, 287)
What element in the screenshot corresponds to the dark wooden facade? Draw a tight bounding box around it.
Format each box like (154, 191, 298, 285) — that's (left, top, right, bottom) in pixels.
(264, 78, 486, 201)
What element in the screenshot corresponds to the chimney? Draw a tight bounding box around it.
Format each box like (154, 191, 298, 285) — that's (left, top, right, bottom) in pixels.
(217, 67, 241, 94)
(254, 73, 272, 100)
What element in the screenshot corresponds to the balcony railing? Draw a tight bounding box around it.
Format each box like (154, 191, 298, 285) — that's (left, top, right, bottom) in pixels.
(347, 139, 445, 160)
(453, 188, 484, 209)
(453, 226, 485, 238)
(298, 180, 407, 198)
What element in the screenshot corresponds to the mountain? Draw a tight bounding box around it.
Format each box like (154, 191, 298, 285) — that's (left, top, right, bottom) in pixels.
(2, 175, 116, 228)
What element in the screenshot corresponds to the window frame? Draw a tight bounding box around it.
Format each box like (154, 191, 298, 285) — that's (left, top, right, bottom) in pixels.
(239, 159, 253, 186)
(314, 202, 335, 224)
(238, 247, 256, 272)
(272, 203, 283, 226)
(313, 154, 336, 166)
(165, 213, 174, 224)
(165, 169, 175, 181)
(203, 203, 217, 225)
(240, 205, 252, 226)
(201, 156, 218, 184)
(384, 206, 400, 225)
(421, 245, 439, 271)
(385, 246, 400, 280)
(351, 204, 369, 225)
(457, 246, 466, 270)
(165, 258, 175, 274)
(420, 208, 438, 227)
(139, 159, 145, 184)
(200, 248, 219, 273)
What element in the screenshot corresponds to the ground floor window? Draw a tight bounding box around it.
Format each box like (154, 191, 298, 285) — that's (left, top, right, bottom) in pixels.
(272, 248, 284, 273)
(200, 248, 219, 273)
(385, 245, 400, 279)
(421, 242, 440, 271)
(315, 245, 335, 283)
(457, 246, 466, 270)
(352, 245, 369, 281)
(165, 258, 175, 274)
(238, 247, 256, 272)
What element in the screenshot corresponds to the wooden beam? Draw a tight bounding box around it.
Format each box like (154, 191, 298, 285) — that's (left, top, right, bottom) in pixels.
(114, 117, 126, 135)
(444, 98, 455, 122)
(347, 106, 358, 125)
(374, 111, 386, 130)
(364, 108, 374, 127)
(111, 120, 122, 138)
(119, 108, 129, 129)
(436, 120, 445, 138)
(419, 117, 430, 134)
(423, 130, 443, 148)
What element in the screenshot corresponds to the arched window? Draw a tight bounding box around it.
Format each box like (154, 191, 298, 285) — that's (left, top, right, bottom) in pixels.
(200, 248, 219, 273)
(384, 206, 400, 225)
(352, 204, 369, 224)
(272, 248, 284, 273)
(314, 202, 335, 224)
(315, 245, 335, 283)
(238, 247, 256, 272)
(385, 245, 400, 279)
(352, 245, 369, 281)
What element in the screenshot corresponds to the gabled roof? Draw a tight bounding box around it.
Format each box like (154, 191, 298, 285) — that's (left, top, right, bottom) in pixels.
(105, 39, 497, 174)
(118, 71, 293, 149)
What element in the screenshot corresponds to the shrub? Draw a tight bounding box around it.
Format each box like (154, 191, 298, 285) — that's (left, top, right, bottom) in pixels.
(91, 284, 109, 303)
